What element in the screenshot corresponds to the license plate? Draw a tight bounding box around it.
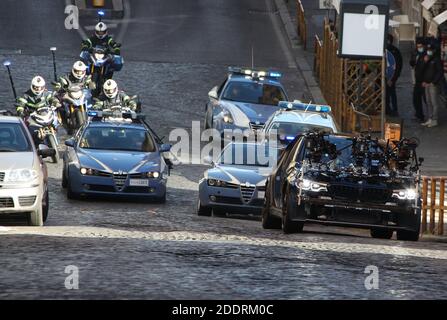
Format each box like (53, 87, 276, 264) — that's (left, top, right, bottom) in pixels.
(257, 191, 265, 199)
(129, 179, 149, 187)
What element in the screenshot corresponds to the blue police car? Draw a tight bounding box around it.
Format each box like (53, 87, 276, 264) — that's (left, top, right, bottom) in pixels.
(62, 111, 171, 202)
(204, 67, 288, 144)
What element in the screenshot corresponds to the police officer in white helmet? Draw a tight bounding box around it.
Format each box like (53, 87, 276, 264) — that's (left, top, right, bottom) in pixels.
(93, 79, 137, 111)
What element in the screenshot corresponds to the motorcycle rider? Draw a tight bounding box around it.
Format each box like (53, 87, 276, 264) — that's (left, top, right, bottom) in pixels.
(16, 76, 61, 145)
(54, 61, 95, 92)
(81, 22, 121, 55)
(92, 79, 137, 111)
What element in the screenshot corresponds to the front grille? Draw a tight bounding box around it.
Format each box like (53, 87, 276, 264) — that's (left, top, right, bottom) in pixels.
(0, 197, 14, 208)
(240, 185, 256, 203)
(213, 196, 243, 205)
(328, 184, 392, 203)
(249, 122, 264, 131)
(125, 186, 153, 193)
(85, 184, 116, 192)
(18, 196, 36, 207)
(113, 174, 127, 190)
(0, 172, 5, 182)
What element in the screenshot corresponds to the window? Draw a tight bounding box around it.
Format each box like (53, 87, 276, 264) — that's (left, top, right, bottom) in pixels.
(0, 123, 32, 152)
(222, 81, 286, 106)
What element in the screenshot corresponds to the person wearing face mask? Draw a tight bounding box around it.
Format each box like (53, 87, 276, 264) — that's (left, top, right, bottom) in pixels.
(421, 43, 444, 128)
(409, 37, 427, 122)
(385, 34, 403, 117)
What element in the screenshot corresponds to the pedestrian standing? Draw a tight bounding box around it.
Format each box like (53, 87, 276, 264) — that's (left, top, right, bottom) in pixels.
(421, 43, 444, 128)
(409, 37, 426, 122)
(385, 34, 403, 117)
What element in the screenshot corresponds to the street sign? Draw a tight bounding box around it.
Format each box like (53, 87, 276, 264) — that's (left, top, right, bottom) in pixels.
(338, 0, 389, 59)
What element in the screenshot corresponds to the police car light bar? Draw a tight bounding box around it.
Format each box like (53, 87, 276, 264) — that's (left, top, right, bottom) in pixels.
(98, 10, 105, 17)
(228, 67, 282, 79)
(278, 101, 331, 113)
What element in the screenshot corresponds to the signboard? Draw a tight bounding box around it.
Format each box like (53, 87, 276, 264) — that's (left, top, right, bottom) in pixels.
(384, 123, 401, 142)
(338, 0, 389, 59)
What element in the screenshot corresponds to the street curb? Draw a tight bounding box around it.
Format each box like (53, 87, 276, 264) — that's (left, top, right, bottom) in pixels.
(75, 0, 124, 19)
(273, 0, 327, 105)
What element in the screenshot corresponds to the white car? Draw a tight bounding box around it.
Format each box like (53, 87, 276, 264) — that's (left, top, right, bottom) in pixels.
(0, 114, 55, 226)
(261, 101, 339, 148)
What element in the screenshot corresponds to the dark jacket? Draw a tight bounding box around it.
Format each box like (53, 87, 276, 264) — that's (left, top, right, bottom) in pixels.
(410, 51, 426, 84)
(422, 55, 444, 85)
(387, 44, 403, 84)
(81, 35, 120, 55)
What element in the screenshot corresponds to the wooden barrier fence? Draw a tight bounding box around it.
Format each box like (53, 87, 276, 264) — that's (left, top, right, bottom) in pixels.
(296, 0, 307, 49)
(421, 176, 446, 236)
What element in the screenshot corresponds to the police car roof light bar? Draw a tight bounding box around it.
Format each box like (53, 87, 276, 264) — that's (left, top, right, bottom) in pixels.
(278, 101, 331, 113)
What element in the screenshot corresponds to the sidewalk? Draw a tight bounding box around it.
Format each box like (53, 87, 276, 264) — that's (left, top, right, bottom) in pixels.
(282, 0, 447, 176)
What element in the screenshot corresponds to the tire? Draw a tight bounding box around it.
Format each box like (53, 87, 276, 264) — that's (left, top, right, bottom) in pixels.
(62, 167, 68, 189)
(42, 187, 49, 223)
(396, 229, 420, 241)
(47, 134, 59, 164)
(213, 208, 227, 218)
(66, 173, 80, 200)
(75, 109, 84, 129)
(30, 206, 43, 226)
(282, 191, 304, 234)
(262, 193, 281, 229)
(155, 192, 167, 204)
(197, 199, 212, 216)
(397, 209, 421, 241)
(370, 228, 394, 239)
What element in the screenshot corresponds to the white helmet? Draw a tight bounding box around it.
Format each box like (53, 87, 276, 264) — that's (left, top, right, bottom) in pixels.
(30, 76, 46, 96)
(103, 79, 118, 99)
(72, 61, 87, 80)
(95, 22, 108, 40)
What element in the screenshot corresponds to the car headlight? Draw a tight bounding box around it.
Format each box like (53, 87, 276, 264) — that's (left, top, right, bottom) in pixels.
(80, 167, 97, 175)
(207, 179, 229, 187)
(6, 169, 39, 183)
(221, 111, 234, 124)
(299, 179, 327, 192)
(147, 171, 160, 178)
(392, 189, 417, 200)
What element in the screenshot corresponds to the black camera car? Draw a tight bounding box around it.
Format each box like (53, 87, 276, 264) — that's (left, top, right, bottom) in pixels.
(262, 131, 423, 241)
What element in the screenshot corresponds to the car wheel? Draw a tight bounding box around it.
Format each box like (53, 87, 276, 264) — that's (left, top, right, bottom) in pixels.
(213, 208, 227, 218)
(197, 199, 212, 216)
(66, 174, 80, 200)
(62, 167, 68, 189)
(282, 191, 304, 234)
(30, 207, 43, 226)
(42, 187, 49, 223)
(370, 228, 394, 239)
(155, 192, 167, 204)
(262, 193, 281, 229)
(397, 210, 421, 241)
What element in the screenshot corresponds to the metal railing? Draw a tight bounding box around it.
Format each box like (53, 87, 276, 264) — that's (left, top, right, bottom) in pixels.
(421, 176, 446, 236)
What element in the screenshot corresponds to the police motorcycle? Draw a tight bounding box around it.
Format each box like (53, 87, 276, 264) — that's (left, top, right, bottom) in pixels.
(80, 45, 123, 97)
(26, 105, 61, 164)
(59, 84, 92, 135)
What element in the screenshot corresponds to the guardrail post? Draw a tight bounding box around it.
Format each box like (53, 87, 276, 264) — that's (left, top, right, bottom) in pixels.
(430, 178, 436, 234)
(421, 177, 428, 233)
(439, 178, 445, 235)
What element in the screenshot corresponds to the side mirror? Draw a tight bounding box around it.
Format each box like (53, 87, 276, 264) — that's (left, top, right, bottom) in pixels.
(203, 155, 214, 166)
(159, 144, 171, 153)
(38, 144, 56, 158)
(208, 86, 219, 100)
(419, 157, 424, 165)
(65, 139, 75, 148)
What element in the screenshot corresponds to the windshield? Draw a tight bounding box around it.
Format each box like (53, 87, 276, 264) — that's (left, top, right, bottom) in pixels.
(219, 143, 279, 167)
(0, 122, 32, 152)
(79, 127, 156, 152)
(304, 136, 356, 168)
(270, 122, 333, 143)
(222, 81, 286, 106)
